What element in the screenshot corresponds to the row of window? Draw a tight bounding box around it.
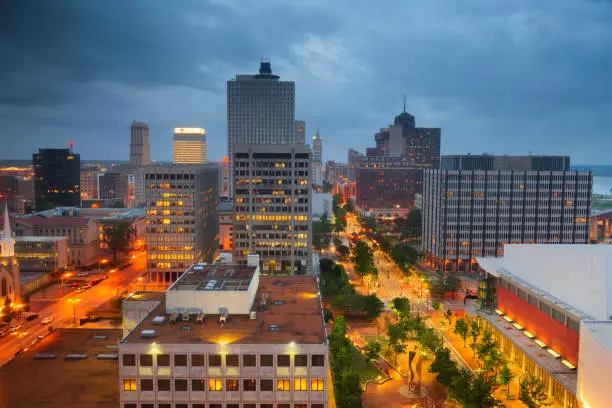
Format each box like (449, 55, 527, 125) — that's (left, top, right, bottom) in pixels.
(125, 404, 323, 408)
(123, 378, 325, 392)
(124, 354, 325, 368)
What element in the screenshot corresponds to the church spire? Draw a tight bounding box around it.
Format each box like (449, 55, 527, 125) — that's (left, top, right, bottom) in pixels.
(1, 203, 15, 258)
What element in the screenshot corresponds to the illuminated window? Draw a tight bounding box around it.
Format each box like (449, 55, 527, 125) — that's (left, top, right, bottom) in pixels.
(277, 379, 291, 391)
(226, 379, 239, 391)
(311, 378, 325, 391)
(294, 378, 307, 391)
(123, 379, 137, 391)
(208, 378, 223, 391)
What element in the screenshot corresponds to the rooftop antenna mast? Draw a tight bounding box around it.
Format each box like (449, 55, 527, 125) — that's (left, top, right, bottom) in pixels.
(403, 94, 406, 112)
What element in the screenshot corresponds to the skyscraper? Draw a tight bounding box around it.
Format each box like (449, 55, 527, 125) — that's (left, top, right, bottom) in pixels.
(144, 164, 220, 288)
(347, 148, 363, 182)
(312, 129, 323, 163)
(129, 121, 151, 166)
(295, 120, 306, 143)
(173, 127, 206, 164)
(233, 144, 312, 275)
(98, 172, 129, 204)
(33, 148, 80, 211)
(227, 61, 295, 196)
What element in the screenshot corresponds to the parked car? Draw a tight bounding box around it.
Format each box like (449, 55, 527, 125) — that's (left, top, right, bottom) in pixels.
(25, 312, 39, 321)
(41, 316, 54, 325)
(76, 272, 89, 277)
(9, 324, 21, 332)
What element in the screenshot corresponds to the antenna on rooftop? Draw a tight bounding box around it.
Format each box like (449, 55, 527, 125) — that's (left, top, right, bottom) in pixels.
(68, 141, 74, 154)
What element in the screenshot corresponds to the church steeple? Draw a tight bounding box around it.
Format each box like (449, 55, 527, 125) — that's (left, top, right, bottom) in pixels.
(0, 203, 15, 258)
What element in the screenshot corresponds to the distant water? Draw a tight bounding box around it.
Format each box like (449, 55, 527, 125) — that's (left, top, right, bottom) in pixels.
(593, 176, 612, 196)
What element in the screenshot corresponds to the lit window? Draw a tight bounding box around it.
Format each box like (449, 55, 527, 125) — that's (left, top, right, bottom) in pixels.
(123, 379, 137, 391)
(226, 379, 239, 391)
(277, 379, 291, 391)
(208, 378, 223, 391)
(311, 378, 325, 391)
(294, 378, 307, 391)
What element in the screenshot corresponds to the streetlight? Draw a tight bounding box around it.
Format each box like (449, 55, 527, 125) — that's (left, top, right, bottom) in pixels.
(15, 330, 28, 351)
(68, 298, 81, 328)
(137, 276, 145, 291)
(61, 272, 72, 287)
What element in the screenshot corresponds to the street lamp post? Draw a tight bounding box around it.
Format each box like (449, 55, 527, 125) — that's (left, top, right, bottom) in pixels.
(68, 298, 81, 328)
(17, 330, 28, 351)
(137, 276, 145, 291)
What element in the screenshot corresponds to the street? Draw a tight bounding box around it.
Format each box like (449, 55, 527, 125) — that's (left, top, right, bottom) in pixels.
(0, 252, 145, 366)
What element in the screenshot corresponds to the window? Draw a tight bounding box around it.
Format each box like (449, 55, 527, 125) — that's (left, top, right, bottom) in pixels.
(226, 379, 239, 391)
(175, 379, 188, 391)
(123, 405, 136, 408)
(141, 404, 154, 408)
(175, 405, 188, 408)
(209, 354, 222, 366)
(243, 405, 256, 408)
(312, 378, 325, 391)
(312, 354, 325, 366)
(157, 354, 170, 366)
(191, 378, 205, 391)
(208, 378, 222, 391)
(260, 354, 273, 366)
(277, 405, 290, 408)
(192, 405, 205, 408)
(243, 379, 256, 391)
(158, 404, 170, 408)
(191, 354, 204, 366)
(122, 354, 135, 366)
(226, 354, 239, 366)
(123, 379, 137, 391)
(277, 379, 290, 391)
(260, 379, 273, 391)
(294, 405, 307, 408)
(174, 354, 187, 366)
(140, 379, 153, 391)
(226, 405, 239, 408)
(260, 405, 273, 408)
(312, 405, 325, 408)
(208, 405, 222, 408)
(277, 355, 290, 367)
(294, 378, 307, 391)
(243, 354, 256, 366)
(294, 354, 307, 366)
(139, 354, 153, 366)
(157, 379, 171, 391)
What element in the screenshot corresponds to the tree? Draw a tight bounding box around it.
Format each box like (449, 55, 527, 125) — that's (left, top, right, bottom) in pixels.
(418, 327, 443, 355)
(404, 208, 422, 238)
(343, 198, 354, 213)
(449, 369, 502, 408)
(391, 297, 411, 320)
(469, 318, 482, 345)
(336, 371, 363, 408)
(389, 243, 419, 275)
(359, 294, 385, 319)
(313, 213, 332, 252)
(351, 240, 376, 280)
(476, 328, 503, 373)
(497, 364, 515, 398)
(431, 299, 442, 315)
(454, 317, 470, 347)
(379, 236, 392, 254)
(430, 347, 459, 387)
(362, 341, 381, 363)
(519, 374, 551, 408)
(332, 194, 342, 212)
(431, 270, 461, 297)
(444, 309, 454, 329)
(337, 245, 350, 260)
(386, 319, 409, 365)
(334, 207, 347, 233)
(104, 222, 136, 260)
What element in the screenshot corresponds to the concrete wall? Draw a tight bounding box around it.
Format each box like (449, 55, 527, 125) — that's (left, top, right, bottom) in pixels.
(503, 245, 612, 320)
(577, 321, 612, 408)
(166, 289, 254, 315)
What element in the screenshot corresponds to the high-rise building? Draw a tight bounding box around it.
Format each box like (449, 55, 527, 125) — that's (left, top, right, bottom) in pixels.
(143, 164, 220, 288)
(325, 161, 349, 184)
(227, 62, 295, 196)
(129, 121, 151, 166)
(422, 155, 592, 272)
(347, 149, 363, 182)
(98, 172, 129, 204)
(312, 130, 323, 164)
(33, 148, 80, 211)
(118, 260, 329, 408)
(295, 120, 306, 144)
(233, 144, 312, 275)
(173, 128, 206, 164)
(80, 166, 99, 201)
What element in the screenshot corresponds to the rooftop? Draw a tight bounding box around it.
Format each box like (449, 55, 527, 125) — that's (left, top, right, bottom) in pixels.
(15, 215, 93, 227)
(15, 236, 67, 243)
(0, 329, 121, 408)
(582, 321, 612, 351)
(124, 291, 166, 303)
(170, 264, 256, 292)
(123, 276, 325, 345)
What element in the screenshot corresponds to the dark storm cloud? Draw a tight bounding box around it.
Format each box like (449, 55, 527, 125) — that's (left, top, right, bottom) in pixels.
(0, 0, 611, 164)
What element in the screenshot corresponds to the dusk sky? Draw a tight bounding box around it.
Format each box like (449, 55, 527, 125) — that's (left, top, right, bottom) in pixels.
(1, 0, 611, 164)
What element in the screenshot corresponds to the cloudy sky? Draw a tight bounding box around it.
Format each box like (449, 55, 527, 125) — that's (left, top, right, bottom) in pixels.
(1, 0, 611, 164)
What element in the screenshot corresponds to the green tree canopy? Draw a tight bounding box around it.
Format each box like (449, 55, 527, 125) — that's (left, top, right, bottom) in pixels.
(104, 222, 136, 259)
(519, 374, 551, 408)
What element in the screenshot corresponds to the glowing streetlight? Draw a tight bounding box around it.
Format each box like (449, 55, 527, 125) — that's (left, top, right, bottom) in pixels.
(137, 276, 145, 291)
(68, 298, 81, 328)
(61, 272, 72, 286)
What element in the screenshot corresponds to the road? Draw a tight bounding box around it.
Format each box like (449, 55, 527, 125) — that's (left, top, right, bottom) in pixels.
(0, 252, 145, 366)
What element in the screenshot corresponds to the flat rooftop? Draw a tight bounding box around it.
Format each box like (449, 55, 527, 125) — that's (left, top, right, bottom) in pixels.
(15, 236, 67, 243)
(124, 276, 325, 345)
(0, 329, 121, 408)
(124, 291, 166, 302)
(170, 264, 256, 292)
(582, 321, 612, 351)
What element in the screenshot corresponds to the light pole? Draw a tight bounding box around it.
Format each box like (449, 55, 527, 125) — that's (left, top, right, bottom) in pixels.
(61, 272, 72, 287)
(68, 298, 81, 328)
(137, 276, 145, 291)
(16, 330, 28, 351)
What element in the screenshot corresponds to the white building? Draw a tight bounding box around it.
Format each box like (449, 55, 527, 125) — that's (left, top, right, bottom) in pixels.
(312, 164, 323, 187)
(174, 128, 207, 164)
(119, 261, 329, 408)
(227, 62, 295, 197)
(130, 121, 151, 167)
(578, 321, 612, 408)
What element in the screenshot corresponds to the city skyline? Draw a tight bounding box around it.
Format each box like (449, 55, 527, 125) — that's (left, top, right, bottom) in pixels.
(2, 1, 612, 164)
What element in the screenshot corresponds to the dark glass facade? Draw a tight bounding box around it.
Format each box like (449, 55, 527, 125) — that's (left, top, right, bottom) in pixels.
(33, 148, 80, 211)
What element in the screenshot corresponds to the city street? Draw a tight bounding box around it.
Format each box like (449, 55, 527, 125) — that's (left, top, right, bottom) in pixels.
(0, 252, 145, 366)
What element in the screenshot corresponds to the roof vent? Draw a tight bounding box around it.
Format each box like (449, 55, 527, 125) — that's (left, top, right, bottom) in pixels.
(273, 300, 286, 305)
(269, 324, 280, 332)
(64, 354, 88, 360)
(152, 316, 166, 325)
(140, 329, 156, 339)
(249, 311, 257, 320)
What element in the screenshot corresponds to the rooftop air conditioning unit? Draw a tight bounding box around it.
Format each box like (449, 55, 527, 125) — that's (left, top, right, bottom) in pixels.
(140, 329, 156, 339)
(152, 316, 166, 325)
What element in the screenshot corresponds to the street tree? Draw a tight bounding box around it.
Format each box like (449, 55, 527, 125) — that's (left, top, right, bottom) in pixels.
(337, 245, 350, 261)
(497, 364, 516, 398)
(104, 222, 136, 260)
(449, 369, 502, 408)
(444, 309, 454, 329)
(362, 341, 381, 363)
(343, 198, 354, 213)
(391, 297, 411, 320)
(417, 327, 443, 356)
(351, 240, 376, 280)
(519, 374, 552, 408)
(454, 317, 470, 347)
(469, 319, 482, 345)
(429, 347, 459, 387)
(431, 270, 461, 297)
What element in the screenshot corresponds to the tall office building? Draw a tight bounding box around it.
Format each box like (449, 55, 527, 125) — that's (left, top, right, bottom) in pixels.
(422, 155, 592, 272)
(130, 121, 151, 166)
(227, 61, 295, 196)
(173, 128, 206, 164)
(233, 144, 312, 275)
(80, 166, 99, 201)
(33, 148, 80, 211)
(295, 120, 306, 144)
(98, 172, 129, 204)
(312, 130, 323, 164)
(347, 148, 363, 182)
(144, 165, 220, 288)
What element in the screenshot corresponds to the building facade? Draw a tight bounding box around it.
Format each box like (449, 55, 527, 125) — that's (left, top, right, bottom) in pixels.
(347, 149, 363, 182)
(80, 166, 99, 201)
(233, 144, 312, 275)
(173, 128, 207, 164)
(14, 236, 68, 272)
(118, 262, 329, 408)
(130, 121, 151, 167)
(33, 148, 80, 211)
(219, 200, 233, 252)
(325, 161, 349, 185)
(0, 206, 20, 304)
(295, 120, 306, 144)
(422, 155, 592, 272)
(144, 165, 220, 287)
(227, 62, 295, 197)
(99, 172, 129, 205)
